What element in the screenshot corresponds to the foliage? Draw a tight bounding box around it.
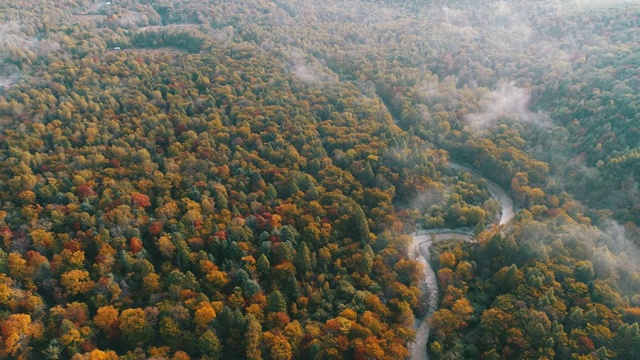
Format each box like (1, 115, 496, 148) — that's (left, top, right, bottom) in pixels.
(0, 0, 639, 359)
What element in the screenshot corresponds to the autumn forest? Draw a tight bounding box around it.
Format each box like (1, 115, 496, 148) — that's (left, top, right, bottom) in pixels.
(0, 0, 639, 359)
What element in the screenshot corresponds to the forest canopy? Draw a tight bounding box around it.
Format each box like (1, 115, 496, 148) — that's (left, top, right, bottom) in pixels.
(0, 0, 639, 359)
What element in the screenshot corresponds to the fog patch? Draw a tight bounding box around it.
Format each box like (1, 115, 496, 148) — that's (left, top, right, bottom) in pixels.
(465, 82, 550, 130)
(287, 50, 338, 86)
(117, 11, 152, 28)
(0, 22, 61, 67)
(0, 64, 22, 89)
(592, 220, 639, 292)
(410, 183, 447, 211)
(528, 40, 571, 66)
(550, 0, 640, 15)
(553, 220, 639, 289)
(417, 77, 445, 103)
(210, 26, 235, 47)
(0, 22, 62, 90)
(440, 6, 468, 25)
(603, 220, 634, 253)
(564, 155, 600, 181)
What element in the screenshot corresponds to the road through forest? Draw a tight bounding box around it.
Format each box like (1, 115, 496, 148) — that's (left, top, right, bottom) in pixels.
(409, 161, 516, 360)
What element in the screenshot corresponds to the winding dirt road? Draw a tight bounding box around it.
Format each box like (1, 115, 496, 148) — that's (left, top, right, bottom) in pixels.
(409, 161, 515, 360)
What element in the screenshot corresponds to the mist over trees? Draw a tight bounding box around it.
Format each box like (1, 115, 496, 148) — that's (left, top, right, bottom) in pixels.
(0, 0, 639, 359)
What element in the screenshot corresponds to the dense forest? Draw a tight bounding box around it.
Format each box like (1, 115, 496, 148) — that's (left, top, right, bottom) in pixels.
(0, 0, 639, 359)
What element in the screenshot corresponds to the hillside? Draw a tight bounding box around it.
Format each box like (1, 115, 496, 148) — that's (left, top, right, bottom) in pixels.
(0, 0, 639, 359)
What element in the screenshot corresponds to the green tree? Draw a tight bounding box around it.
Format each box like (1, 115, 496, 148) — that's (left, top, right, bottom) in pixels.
(198, 330, 223, 359)
(353, 205, 370, 244)
(296, 242, 312, 277)
(267, 290, 287, 313)
(256, 254, 270, 277)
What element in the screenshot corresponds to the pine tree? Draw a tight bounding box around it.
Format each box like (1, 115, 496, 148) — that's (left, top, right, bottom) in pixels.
(296, 242, 312, 277)
(265, 184, 278, 202)
(281, 226, 298, 244)
(215, 191, 228, 210)
(353, 205, 370, 244)
(363, 162, 375, 187)
(306, 181, 319, 200)
(257, 254, 270, 277)
(267, 290, 287, 313)
(360, 245, 374, 273)
(287, 178, 300, 198)
(285, 274, 301, 301)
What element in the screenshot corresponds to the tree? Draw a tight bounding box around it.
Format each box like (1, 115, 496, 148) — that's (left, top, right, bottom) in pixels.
(492, 264, 524, 293)
(284, 320, 303, 355)
(131, 192, 151, 209)
(264, 331, 293, 360)
(195, 302, 217, 331)
(359, 245, 374, 273)
(267, 291, 287, 313)
(284, 274, 301, 301)
(1, 313, 33, 358)
(296, 242, 312, 277)
(574, 260, 595, 283)
(256, 254, 270, 278)
(60, 270, 94, 296)
(118, 308, 153, 347)
(94, 306, 119, 339)
(7, 253, 27, 280)
(30, 229, 55, 251)
(265, 184, 278, 202)
(198, 330, 222, 359)
(59, 319, 83, 355)
(614, 323, 640, 359)
(353, 205, 370, 244)
(479, 308, 514, 347)
(353, 336, 385, 360)
(245, 314, 262, 360)
(159, 317, 196, 351)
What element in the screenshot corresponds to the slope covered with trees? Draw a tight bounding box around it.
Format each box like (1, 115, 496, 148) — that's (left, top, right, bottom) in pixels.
(0, 0, 639, 359)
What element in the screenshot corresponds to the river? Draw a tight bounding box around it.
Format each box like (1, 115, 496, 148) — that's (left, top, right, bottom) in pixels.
(409, 161, 516, 360)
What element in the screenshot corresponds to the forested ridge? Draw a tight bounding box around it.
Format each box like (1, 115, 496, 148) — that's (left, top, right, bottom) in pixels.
(0, 0, 639, 359)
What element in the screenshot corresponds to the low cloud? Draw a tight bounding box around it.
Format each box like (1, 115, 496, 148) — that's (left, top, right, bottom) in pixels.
(418, 77, 445, 103)
(0, 21, 60, 62)
(287, 51, 338, 86)
(562, 220, 637, 286)
(549, 0, 639, 15)
(117, 11, 151, 28)
(410, 183, 447, 211)
(465, 82, 550, 129)
(0, 65, 21, 89)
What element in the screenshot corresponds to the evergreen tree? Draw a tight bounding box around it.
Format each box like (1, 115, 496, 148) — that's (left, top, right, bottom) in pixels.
(265, 184, 278, 202)
(353, 205, 370, 244)
(267, 290, 287, 313)
(285, 274, 301, 301)
(256, 254, 271, 277)
(296, 241, 312, 277)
